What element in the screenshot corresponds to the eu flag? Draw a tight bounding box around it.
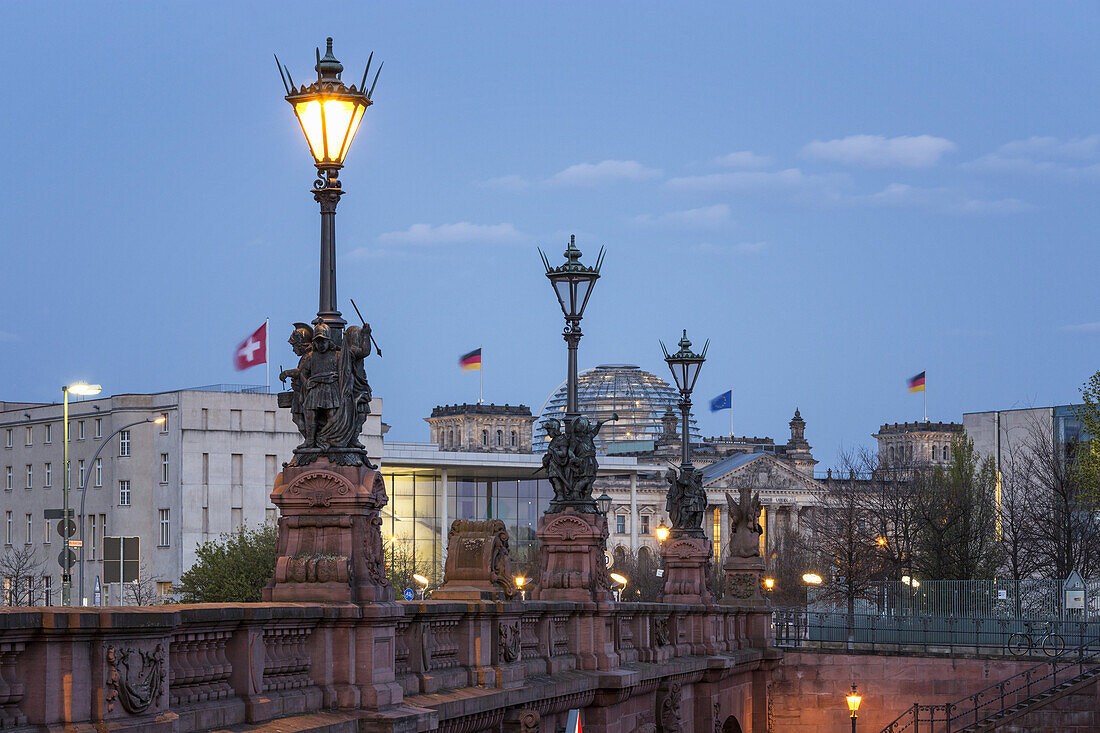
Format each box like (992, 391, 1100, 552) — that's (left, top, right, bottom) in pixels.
(710, 390, 732, 412)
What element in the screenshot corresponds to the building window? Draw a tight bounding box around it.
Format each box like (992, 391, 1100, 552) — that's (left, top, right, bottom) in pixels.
(158, 509, 170, 547)
(94, 418, 102, 438)
(157, 581, 173, 599)
(4, 512, 11, 545)
(510, 431, 517, 447)
(713, 507, 721, 560)
(5, 429, 11, 448)
(481, 430, 487, 446)
(931, 445, 938, 460)
(202, 453, 209, 484)
(944, 444, 951, 461)
(24, 515, 31, 545)
(448, 430, 453, 447)
(889, 446, 895, 462)
(94, 458, 102, 487)
(78, 421, 85, 440)
(24, 427, 32, 446)
(640, 514, 650, 535)
(44, 463, 51, 487)
(90, 516, 97, 559)
(44, 424, 52, 444)
(43, 576, 51, 606)
(616, 515, 626, 535)
(161, 454, 169, 484)
(119, 480, 131, 507)
(4, 467, 10, 490)
(25, 465, 32, 489)
(160, 413, 170, 433)
(496, 430, 502, 447)
(119, 430, 130, 457)
(44, 519, 51, 544)
(78, 460, 85, 488)
(2, 577, 10, 605)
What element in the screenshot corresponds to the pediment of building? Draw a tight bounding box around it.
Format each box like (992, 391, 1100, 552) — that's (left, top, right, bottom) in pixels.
(701, 453, 823, 497)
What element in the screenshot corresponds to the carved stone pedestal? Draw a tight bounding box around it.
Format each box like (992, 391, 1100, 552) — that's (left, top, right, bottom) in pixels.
(434, 519, 518, 601)
(658, 535, 714, 605)
(721, 555, 766, 607)
(263, 457, 393, 603)
(530, 508, 614, 603)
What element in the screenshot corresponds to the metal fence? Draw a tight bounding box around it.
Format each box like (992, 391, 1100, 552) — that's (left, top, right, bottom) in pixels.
(774, 608, 1100, 657)
(805, 578, 1100, 620)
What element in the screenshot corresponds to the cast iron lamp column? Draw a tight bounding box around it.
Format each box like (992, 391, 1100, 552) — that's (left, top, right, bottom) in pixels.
(539, 236, 604, 419)
(661, 330, 709, 470)
(277, 38, 380, 343)
(62, 382, 101, 606)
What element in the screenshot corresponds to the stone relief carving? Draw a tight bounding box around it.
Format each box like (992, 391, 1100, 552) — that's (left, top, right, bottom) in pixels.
(656, 681, 683, 733)
(499, 620, 521, 663)
(105, 644, 165, 714)
(726, 573, 756, 600)
(653, 616, 670, 647)
(713, 701, 721, 733)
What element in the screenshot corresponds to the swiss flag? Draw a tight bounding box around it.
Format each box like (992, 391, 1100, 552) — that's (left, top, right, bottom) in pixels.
(234, 321, 268, 371)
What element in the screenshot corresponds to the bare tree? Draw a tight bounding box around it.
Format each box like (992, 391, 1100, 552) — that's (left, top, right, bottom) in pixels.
(611, 546, 663, 602)
(386, 536, 437, 596)
(123, 563, 164, 605)
(0, 546, 46, 606)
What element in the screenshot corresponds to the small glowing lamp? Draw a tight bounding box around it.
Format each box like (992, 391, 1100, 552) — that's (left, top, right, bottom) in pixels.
(764, 577, 775, 590)
(67, 383, 102, 396)
(846, 684, 862, 714)
(412, 574, 429, 587)
(609, 573, 628, 587)
(655, 526, 670, 542)
(802, 573, 823, 585)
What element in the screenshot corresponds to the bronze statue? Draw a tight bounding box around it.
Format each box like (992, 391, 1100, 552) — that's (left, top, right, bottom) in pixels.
(542, 413, 617, 511)
(279, 322, 314, 447)
(666, 465, 706, 538)
(726, 485, 763, 558)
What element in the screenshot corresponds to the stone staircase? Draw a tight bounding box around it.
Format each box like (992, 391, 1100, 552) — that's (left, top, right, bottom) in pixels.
(955, 664, 1100, 731)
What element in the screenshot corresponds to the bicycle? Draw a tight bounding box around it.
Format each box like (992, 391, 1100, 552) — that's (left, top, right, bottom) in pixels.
(1009, 620, 1065, 657)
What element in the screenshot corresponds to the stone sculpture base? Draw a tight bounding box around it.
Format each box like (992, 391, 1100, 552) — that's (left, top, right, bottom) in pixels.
(720, 555, 767, 607)
(433, 519, 518, 601)
(658, 535, 714, 605)
(530, 508, 614, 603)
(263, 457, 393, 604)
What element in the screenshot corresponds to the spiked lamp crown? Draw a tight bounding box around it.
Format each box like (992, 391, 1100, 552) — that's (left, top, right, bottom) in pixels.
(276, 38, 381, 168)
(539, 235, 605, 321)
(661, 330, 709, 395)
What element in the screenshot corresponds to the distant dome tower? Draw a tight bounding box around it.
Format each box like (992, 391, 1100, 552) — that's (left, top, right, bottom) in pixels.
(535, 364, 700, 451)
(785, 408, 817, 476)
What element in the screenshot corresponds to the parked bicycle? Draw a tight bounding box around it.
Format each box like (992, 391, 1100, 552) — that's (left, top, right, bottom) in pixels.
(1008, 620, 1065, 657)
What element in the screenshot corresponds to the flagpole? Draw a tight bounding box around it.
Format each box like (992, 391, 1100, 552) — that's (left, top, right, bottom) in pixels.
(730, 394, 733, 438)
(479, 345, 483, 404)
(265, 318, 270, 393)
(924, 379, 927, 422)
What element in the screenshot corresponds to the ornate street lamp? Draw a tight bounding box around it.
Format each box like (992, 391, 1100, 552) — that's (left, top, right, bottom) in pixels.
(846, 684, 862, 733)
(276, 38, 381, 342)
(539, 235, 604, 418)
(661, 330, 708, 469)
(596, 491, 612, 515)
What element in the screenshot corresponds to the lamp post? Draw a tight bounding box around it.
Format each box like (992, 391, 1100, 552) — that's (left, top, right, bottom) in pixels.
(660, 330, 708, 470)
(277, 38, 379, 342)
(62, 382, 102, 605)
(77, 415, 164, 606)
(539, 235, 604, 420)
(846, 683, 862, 732)
(596, 491, 612, 515)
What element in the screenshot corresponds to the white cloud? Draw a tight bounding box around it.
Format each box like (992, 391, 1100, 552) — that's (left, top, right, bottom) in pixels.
(633, 204, 732, 228)
(482, 174, 529, 190)
(859, 183, 1032, 214)
(376, 222, 529, 246)
(696, 241, 770, 255)
(666, 167, 842, 193)
(547, 160, 661, 186)
(802, 134, 956, 168)
(965, 135, 1100, 178)
(712, 151, 772, 169)
(1059, 322, 1100, 333)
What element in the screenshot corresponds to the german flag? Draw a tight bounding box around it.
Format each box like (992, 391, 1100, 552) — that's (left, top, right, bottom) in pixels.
(459, 348, 482, 372)
(908, 371, 926, 393)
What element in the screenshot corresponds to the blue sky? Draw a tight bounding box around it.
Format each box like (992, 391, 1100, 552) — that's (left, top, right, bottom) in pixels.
(2, 2, 1098, 469)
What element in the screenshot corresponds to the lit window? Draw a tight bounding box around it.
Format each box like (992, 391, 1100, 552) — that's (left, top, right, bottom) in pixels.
(24, 427, 31, 446)
(44, 519, 51, 544)
(119, 431, 131, 457)
(44, 463, 51, 487)
(119, 480, 131, 507)
(159, 509, 170, 547)
(94, 418, 102, 438)
(44, 424, 52, 444)
(161, 454, 169, 484)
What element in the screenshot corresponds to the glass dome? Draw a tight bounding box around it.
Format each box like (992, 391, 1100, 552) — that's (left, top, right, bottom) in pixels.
(535, 364, 700, 452)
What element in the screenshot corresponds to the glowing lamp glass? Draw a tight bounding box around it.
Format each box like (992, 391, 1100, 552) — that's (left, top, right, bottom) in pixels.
(655, 526, 670, 542)
(609, 573, 628, 587)
(764, 578, 775, 590)
(802, 573, 823, 585)
(153, 417, 166, 425)
(293, 97, 367, 166)
(68, 383, 102, 396)
(846, 685, 862, 713)
(412, 574, 429, 587)
(514, 576, 527, 588)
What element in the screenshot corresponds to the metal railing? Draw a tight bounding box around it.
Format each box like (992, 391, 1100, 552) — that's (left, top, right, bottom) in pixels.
(773, 608, 1100, 657)
(880, 636, 1100, 732)
(805, 578, 1100, 620)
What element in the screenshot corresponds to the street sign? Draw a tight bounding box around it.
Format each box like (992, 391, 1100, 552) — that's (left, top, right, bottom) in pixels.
(402, 588, 414, 601)
(57, 519, 77, 539)
(57, 549, 77, 570)
(93, 576, 102, 606)
(68, 540, 83, 548)
(44, 508, 74, 520)
(604, 551, 614, 569)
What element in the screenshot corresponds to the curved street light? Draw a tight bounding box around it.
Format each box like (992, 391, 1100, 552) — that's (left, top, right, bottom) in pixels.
(62, 382, 102, 605)
(78, 415, 164, 606)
